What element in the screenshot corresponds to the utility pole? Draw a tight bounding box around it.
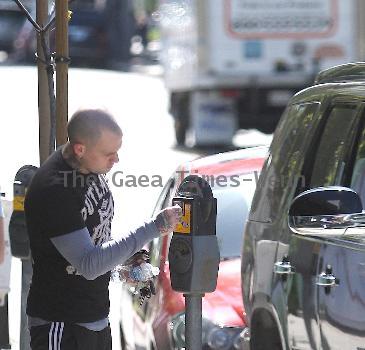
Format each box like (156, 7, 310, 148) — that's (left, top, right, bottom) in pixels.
(12, 1, 59, 348)
(55, 0, 69, 147)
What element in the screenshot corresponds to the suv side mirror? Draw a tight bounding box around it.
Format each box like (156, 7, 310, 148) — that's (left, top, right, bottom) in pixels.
(288, 187, 365, 238)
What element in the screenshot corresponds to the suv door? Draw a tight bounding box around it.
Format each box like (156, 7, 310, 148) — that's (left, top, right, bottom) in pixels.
(245, 102, 322, 350)
(286, 103, 363, 350)
(310, 104, 365, 350)
(266, 102, 323, 350)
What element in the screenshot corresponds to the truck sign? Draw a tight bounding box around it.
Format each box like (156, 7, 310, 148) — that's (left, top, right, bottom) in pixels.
(225, 0, 338, 39)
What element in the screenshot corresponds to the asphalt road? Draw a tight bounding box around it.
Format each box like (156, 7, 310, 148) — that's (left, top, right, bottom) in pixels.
(0, 65, 272, 350)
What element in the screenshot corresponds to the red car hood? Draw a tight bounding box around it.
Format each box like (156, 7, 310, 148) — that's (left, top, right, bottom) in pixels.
(202, 258, 246, 327)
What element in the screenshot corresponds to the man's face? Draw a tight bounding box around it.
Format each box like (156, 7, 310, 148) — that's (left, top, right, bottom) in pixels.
(79, 129, 123, 174)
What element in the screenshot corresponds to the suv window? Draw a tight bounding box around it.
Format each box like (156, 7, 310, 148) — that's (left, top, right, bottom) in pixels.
(350, 118, 365, 206)
(310, 105, 359, 188)
(249, 102, 320, 222)
(305, 104, 365, 245)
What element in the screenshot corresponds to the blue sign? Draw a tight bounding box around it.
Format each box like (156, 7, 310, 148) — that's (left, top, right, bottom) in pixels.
(244, 41, 263, 58)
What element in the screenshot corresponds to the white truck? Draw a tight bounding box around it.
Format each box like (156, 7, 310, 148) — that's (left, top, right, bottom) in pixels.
(159, 0, 365, 146)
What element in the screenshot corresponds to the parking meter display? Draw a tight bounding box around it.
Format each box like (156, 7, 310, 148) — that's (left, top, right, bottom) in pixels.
(173, 199, 192, 234)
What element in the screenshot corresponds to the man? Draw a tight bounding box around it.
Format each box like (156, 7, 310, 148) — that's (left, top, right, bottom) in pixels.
(24, 109, 182, 350)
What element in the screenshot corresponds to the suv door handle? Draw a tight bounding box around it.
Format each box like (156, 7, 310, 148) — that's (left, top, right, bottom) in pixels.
(316, 265, 340, 287)
(274, 257, 295, 275)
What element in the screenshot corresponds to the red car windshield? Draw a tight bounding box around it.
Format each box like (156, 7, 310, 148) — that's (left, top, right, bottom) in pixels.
(212, 172, 258, 259)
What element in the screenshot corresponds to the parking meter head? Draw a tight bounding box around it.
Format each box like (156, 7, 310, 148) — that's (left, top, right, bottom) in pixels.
(169, 175, 220, 294)
(9, 165, 38, 259)
(174, 175, 217, 236)
(178, 175, 213, 221)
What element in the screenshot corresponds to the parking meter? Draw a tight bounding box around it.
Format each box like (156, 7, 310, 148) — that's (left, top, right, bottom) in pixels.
(9, 165, 38, 259)
(169, 175, 220, 292)
(168, 175, 220, 350)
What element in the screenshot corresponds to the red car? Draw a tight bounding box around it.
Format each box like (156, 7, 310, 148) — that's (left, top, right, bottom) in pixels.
(119, 146, 267, 350)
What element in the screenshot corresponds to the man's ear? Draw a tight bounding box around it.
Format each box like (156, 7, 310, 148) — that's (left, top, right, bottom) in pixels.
(72, 143, 86, 159)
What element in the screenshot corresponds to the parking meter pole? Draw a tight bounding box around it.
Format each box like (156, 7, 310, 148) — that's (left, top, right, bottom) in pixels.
(169, 175, 220, 350)
(9, 166, 38, 350)
(0, 294, 10, 349)
(185, 294, 203, 350)
(20, 260, 32, 350)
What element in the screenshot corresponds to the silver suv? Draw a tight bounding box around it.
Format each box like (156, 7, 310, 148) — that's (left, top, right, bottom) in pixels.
(242, 62, 365, 350)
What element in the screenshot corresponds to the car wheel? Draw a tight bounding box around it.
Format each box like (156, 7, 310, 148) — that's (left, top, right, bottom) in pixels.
(170, 92, 190, 146)
(174, 119, 187, 146)
(250, 310, 283, 350)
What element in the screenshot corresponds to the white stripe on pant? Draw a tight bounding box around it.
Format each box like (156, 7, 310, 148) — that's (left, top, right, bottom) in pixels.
(48, 322, 65, 350)
(58, 323, 65, 349)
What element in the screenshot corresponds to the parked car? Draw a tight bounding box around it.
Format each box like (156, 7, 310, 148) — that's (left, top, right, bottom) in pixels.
(13, 0, 135, 66)
(0, 0, 28, 57)
(119, 146, 267, 350)
(241, 62, 365, 350)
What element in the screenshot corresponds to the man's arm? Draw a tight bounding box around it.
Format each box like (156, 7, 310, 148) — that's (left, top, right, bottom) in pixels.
(51, 221, 159, 280)
(51, 206, 182, 280)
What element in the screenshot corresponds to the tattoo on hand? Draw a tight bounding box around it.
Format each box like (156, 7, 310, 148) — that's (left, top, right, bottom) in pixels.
(155, 211, 172, 234)
(155, 206, 182, 235)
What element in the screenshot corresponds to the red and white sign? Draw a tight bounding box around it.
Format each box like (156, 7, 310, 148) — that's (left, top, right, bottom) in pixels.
(225, 0, 338, 39)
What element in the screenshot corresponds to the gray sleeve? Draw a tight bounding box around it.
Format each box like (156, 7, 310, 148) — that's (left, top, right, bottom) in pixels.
(51, 220, 160, 280)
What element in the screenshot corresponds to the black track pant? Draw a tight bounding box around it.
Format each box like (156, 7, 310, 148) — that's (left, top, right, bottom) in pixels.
(30, 322, 112, 350)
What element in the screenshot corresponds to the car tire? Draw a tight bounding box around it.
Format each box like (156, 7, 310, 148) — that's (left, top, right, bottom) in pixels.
(250, 310, 283, 350)
(250, 328, 282, 350)
(170, 92, 190, 146)
(174, 119, 187, 146)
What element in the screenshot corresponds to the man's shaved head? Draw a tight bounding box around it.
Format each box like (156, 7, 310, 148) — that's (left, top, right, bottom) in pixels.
(67, 109, 122, 145)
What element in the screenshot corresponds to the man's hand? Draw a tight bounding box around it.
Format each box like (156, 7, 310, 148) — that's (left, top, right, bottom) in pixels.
(124, 249, 149, 266)
(155, 205, 183, 236)
(113, 250, 150, 285)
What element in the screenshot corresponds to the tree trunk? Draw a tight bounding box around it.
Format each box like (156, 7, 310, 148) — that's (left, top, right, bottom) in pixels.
(37, 0, 54, 164)
(55, 0, 69, 147)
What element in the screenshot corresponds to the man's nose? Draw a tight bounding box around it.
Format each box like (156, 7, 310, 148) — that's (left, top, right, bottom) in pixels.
(114, 153, 119, 163)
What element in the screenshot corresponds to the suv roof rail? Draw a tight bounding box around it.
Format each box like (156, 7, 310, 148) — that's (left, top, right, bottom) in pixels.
(315, 62, 365, 85)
